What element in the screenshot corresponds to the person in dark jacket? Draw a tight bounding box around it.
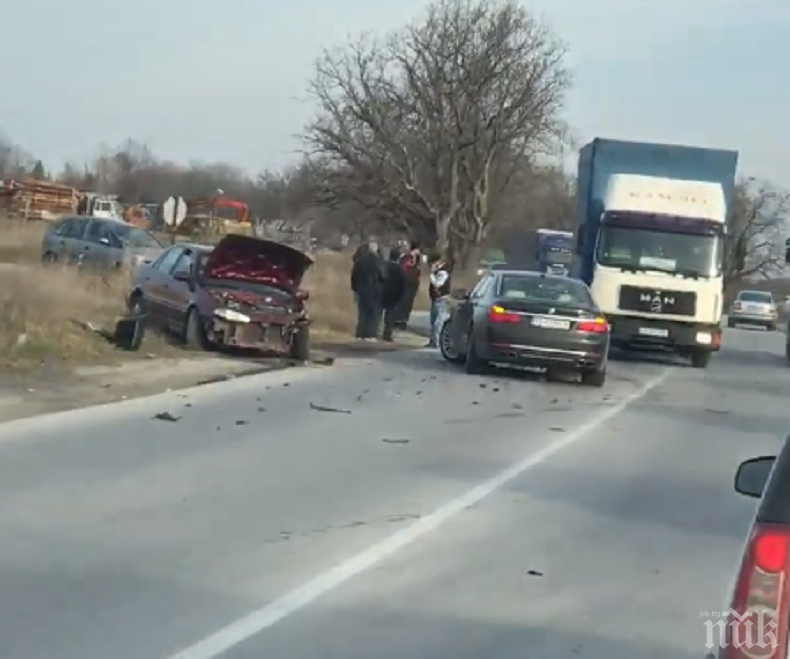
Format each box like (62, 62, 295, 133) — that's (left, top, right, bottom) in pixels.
(381, 247, 406, 342)
(395, 240, 422, 329)
(350, 242, 386, 340)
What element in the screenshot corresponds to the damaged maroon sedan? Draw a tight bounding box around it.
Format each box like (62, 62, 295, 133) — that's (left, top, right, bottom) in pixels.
(127, 234, 313, 360)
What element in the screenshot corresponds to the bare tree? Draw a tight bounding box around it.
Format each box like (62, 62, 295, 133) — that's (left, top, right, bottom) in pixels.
(0, 134, 35, 179)
(725, 178, 789, 286)
(304, 0, 571, 262)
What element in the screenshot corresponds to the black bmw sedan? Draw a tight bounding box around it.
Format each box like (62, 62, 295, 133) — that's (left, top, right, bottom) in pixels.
(439, 269, 610, 386)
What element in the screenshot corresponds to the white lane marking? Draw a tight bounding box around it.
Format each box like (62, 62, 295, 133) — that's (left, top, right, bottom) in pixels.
(166, 367, 672, 659)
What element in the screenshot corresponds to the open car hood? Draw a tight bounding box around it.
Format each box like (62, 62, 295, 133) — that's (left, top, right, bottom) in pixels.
(203, 235, 314, 290)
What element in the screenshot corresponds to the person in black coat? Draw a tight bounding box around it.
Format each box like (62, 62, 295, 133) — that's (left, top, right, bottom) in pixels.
(350, 242, 386, 340)
(381, 247, 406, 342)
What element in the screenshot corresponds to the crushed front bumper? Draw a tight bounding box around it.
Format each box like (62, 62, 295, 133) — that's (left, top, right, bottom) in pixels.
(208, 311, 307, 351)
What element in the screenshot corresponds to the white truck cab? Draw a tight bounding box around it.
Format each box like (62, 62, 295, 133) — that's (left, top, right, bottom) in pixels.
(590, 174, 727, 367)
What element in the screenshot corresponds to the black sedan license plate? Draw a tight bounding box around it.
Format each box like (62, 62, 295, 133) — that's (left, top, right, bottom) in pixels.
(531, 316, 571, 330)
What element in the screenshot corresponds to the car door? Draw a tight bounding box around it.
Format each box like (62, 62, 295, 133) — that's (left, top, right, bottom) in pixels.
(62, 218, 91, 265)
(143, 246, 184, 323)
(42, 219, 72, 261)
(161, 248, 196, 335)
(82, 220, 121, 269)
(452, 273, 494, 348)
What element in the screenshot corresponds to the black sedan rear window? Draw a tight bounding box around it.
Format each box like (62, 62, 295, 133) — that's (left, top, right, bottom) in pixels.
(498, 275, 593, 306)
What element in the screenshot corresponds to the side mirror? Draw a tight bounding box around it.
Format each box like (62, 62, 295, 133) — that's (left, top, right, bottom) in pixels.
(450, 288, 468, 300)
(734, 456, 776, 498)
(99, 237, 110, 245)
(296, 289, 309, 301)
(785, 238, 790, 264)
(173, 270, 191, 283)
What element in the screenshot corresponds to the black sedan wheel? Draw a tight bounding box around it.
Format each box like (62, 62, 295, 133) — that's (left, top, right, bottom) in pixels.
(464, 328, 487, 375)
(439, 320, 463, 364)
(581, 367, 607, 387)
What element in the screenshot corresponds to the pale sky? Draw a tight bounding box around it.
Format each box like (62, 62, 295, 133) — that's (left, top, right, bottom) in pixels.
(1, 0, 788, 187)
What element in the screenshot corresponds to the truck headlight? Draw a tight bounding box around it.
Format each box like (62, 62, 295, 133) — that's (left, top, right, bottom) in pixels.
(214, 308, 251, 323)
(695, 332, 712, 345)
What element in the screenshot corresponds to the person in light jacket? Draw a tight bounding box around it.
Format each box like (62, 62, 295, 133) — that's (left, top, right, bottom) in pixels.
(427, 254, 451, 348)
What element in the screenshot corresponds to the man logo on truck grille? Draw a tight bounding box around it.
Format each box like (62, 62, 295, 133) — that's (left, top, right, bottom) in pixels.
(639, 292, 675, 313)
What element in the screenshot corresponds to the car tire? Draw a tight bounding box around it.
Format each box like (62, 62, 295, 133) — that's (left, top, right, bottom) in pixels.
(690, 349, 711, 368)
(464, 327, 486, 375)
(289, 325, 310, 362)
(769, 322, 777, 332)
(581, 367, 607, 387)
(184, 307, 211, 351)
(439, 320, 464, 364)
(41, 252, 58, 265)
(786, 341, 790, 363)
(727, 318, 735, 328)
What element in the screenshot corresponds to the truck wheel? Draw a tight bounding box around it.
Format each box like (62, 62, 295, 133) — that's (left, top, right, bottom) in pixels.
(690, 349, 711, 368)
(289, 326, 310, 362)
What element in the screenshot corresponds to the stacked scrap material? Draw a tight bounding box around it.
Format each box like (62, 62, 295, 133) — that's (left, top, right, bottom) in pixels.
(0, 179, 79, 220)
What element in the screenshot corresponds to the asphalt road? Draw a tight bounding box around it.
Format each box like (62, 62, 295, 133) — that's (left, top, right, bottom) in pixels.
(0, 324, 787, 659)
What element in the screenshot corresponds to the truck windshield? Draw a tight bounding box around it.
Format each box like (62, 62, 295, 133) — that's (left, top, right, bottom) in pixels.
(543, 248, 572, 265)
(596, 226, 722, 278)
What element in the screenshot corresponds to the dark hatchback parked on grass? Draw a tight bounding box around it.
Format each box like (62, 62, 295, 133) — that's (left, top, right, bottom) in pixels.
(704, 442, 790, 658)
(439, 270, 610, 386)
(127, 234, 314, 360)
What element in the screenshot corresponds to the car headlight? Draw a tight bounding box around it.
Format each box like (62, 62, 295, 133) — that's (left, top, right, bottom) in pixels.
(214, 308, 251, 323)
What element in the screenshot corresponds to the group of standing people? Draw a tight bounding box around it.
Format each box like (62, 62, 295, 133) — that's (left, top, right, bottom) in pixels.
(350, 239, 452, 347)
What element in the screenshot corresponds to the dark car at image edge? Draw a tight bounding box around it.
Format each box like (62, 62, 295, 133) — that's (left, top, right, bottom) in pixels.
(127, 234, 313, 360)
(704, 440, 790, 658)
(439, 270, 610, 386)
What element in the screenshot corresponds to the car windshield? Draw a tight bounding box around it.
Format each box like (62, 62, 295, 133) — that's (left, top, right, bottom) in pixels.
(738, 291, 773, 304)
(596, 226, 722, 278)
(113, 225, 162, 249)
(498, 275, 593, 306)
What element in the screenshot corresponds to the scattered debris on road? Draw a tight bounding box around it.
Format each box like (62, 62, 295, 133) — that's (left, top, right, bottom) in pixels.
(382, 438, 410, 444)
(235, 420, 248, 425)
(309, 402, 352, 414)
(152, 411, 180, 422)
(526, 569, 544, 577)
